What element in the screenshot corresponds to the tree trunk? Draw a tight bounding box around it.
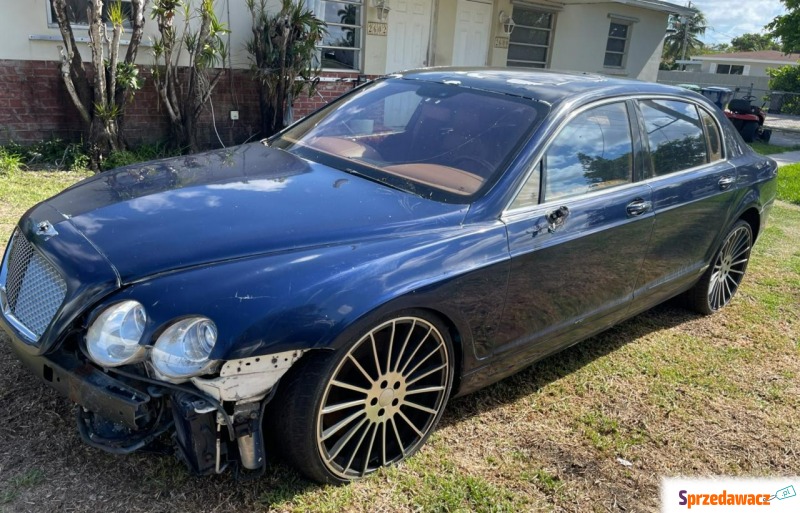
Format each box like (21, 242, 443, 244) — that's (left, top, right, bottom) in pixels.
(87, 116, 117, 169)
(51, 0, 147, 171)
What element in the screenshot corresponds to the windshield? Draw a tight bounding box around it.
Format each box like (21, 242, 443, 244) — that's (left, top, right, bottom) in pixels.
(271, 78, 546, 203)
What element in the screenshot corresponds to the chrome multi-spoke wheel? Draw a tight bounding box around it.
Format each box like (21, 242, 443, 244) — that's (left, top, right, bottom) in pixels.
(317, 316, 451, 479)
(270, 311, 453, 483)
(707, 224, 751, 310)
(686, 220, 753, 314)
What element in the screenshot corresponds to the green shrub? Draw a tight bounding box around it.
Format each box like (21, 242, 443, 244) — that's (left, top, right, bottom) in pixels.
(102, 142, 183, 171)
(0, 148, 24, 176)
(4, 139, 89, 171)
(767, 65, 800, 115)
(1, 139, 181, 174)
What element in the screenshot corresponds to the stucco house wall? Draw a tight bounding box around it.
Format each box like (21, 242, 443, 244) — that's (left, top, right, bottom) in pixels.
(0, 0, 687, 147)
(548, 3, 668, 81)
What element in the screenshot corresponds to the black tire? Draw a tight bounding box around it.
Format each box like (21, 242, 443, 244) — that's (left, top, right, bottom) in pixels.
(268, 309, 454, 484)
(684, 220, 753, 315)
(741, 121, 758, 143)
(759, 128, 772, 143)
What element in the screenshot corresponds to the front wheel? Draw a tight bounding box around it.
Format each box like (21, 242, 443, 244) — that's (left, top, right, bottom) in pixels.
(685, 220, 753, 314)
(270, 311, 454, 483)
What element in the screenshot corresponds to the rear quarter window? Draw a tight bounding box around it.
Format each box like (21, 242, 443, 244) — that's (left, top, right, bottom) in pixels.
(699, 108, 723, 162)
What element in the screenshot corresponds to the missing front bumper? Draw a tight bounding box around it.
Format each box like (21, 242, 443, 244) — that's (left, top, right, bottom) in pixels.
(7, 334, 153, 429)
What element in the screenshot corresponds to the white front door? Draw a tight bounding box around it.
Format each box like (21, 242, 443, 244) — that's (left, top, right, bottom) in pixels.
(385, 0, 433, 73)
(452, 0, 492, 67)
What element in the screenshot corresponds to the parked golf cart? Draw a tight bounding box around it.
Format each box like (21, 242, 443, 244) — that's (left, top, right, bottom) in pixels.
(701, 86, 772, 143)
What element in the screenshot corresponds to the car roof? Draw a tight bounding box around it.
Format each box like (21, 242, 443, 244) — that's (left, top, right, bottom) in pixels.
(394, 67, 688, 106)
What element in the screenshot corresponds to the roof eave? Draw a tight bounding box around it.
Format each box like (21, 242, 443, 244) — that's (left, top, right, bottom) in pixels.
(690, 56, 799, 65)
(610, 0, 695, 16)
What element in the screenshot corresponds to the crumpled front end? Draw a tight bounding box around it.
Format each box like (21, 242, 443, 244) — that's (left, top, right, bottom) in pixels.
(0, 226, 306, 477)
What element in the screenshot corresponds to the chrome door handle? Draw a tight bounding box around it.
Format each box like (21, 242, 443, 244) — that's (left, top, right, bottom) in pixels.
(626, 198, 651, 217)
(718, 175, 736, 190)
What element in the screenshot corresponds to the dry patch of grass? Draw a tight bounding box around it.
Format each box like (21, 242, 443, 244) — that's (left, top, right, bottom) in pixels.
(0, 171, 798, 512)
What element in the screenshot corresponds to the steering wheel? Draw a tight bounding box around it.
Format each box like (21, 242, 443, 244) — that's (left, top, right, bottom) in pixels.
(451, 155, 495, 177)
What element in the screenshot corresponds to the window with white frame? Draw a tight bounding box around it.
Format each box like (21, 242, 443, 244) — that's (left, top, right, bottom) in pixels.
(506, 7, 554, 69)
(48, 0, 133, 27)
(715, 64, 745, 75)
(303, 0, 363, 71)
(603, 20, 630, 68)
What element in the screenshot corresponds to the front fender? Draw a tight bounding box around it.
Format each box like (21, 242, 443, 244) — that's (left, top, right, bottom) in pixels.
(107, 222, 511, 365)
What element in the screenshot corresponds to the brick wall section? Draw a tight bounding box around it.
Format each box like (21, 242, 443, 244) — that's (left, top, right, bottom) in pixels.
(0, 59, 377, 149)
(0, 60, 84, 144)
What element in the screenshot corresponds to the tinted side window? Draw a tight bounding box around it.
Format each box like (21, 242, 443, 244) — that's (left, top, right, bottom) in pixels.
(544, 102, 633, 201)
(699, 108, 722, 162)
(640, 100, 708, 176)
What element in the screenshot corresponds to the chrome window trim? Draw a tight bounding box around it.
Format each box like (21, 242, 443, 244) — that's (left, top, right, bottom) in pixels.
(502, 94, 730, 219)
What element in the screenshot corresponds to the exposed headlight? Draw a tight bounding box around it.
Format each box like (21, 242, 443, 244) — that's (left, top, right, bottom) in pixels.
(150, 317, 218, 380)
(86, 301, 147, 367)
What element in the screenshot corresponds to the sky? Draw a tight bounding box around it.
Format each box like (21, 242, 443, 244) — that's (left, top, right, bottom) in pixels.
(686, 0, 787, 45)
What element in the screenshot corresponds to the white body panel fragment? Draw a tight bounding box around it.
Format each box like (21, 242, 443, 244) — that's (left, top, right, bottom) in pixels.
(192, 350, 306, 402)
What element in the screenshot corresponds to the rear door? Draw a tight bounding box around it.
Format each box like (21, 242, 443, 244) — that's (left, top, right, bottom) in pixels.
(496, 100, 654, 361)
(632, 99, 737, 304)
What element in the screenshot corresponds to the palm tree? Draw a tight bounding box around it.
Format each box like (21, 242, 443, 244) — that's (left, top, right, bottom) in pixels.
(662, 10, 707, 67)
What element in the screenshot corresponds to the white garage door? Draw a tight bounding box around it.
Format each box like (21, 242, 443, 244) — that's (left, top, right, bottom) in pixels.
(452, 0, 492, 67)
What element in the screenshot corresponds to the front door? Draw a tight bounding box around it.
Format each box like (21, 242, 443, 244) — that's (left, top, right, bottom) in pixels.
(452, 0, 492, 66)
(385, 0, 433, 73)
(496, 100, 654, 362)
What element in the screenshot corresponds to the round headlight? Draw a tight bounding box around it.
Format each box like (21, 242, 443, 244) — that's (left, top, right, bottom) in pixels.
(150, 317, 218, 380)
(86, 301, 147, 367)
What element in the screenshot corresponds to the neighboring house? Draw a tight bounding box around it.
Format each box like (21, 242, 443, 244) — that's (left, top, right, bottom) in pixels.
(0, 0, 691, 146)
(681, 51, 800, 77)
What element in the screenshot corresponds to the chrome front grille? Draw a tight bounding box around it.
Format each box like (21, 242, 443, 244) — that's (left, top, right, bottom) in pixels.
(1, 231, 67, 342)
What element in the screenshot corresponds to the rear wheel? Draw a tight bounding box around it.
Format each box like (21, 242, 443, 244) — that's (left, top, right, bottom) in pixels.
(685, 220, 753, 314)
(741, 121, 758, 142)
(270, 310, 454, 483)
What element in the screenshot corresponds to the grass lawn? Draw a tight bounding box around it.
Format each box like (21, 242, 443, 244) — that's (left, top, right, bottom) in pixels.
(750, 141, 800, 155)
(778, 163, 800, 206)
(0, 171, 798, 512)
(0, 170, 92, 237)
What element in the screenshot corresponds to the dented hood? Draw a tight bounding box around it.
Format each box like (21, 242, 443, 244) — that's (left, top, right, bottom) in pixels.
(43, 144, 468, 283)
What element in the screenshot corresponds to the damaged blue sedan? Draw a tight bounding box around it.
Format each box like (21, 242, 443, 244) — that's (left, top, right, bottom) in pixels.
(0, 68, 777, 483)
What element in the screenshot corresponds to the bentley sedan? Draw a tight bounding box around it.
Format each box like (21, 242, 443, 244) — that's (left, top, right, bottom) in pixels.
(0, 69, 777, 483)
